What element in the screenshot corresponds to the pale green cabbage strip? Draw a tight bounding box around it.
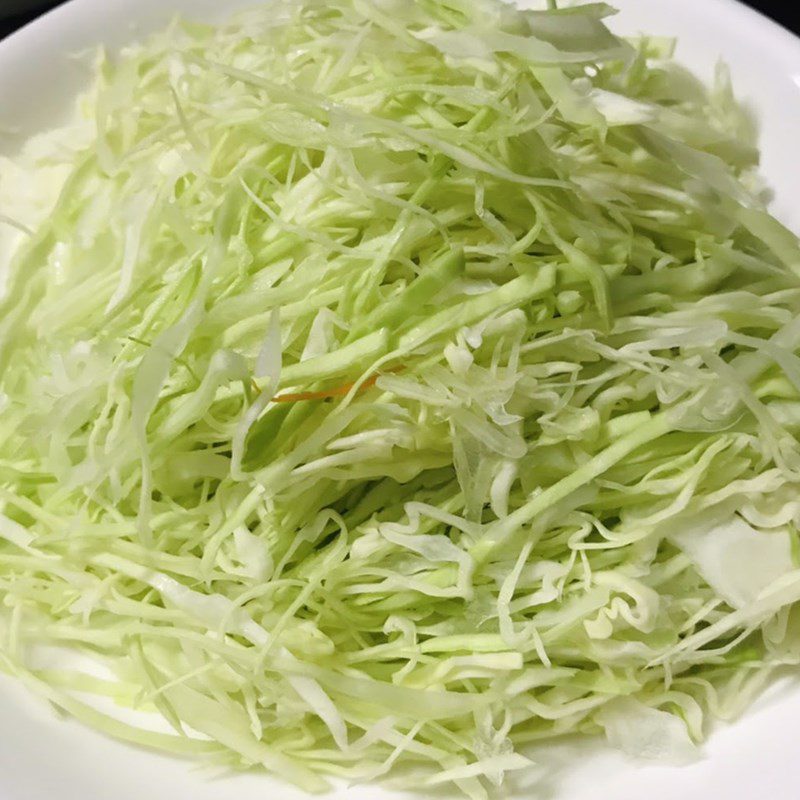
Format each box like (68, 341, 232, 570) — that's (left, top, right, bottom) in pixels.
(2, 0, 800, 797)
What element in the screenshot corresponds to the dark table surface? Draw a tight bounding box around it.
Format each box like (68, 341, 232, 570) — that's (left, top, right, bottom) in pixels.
(1, 0, 799, 40)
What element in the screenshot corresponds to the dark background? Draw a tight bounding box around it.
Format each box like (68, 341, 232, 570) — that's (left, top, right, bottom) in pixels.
(0, 0, 798, 39)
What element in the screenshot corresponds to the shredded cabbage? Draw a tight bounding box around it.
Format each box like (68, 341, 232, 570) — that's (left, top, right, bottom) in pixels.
(2, 0, 800, 796)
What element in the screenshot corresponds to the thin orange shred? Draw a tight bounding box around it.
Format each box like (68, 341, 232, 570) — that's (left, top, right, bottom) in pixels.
(273, 372, 381, 403)
(271, 365, 403, 404)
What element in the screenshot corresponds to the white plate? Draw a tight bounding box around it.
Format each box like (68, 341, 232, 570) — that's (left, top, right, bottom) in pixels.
(1, 2, 800, 799)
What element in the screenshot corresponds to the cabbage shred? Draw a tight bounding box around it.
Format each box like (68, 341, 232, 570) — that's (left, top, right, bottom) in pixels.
(2, 0, 800, 796)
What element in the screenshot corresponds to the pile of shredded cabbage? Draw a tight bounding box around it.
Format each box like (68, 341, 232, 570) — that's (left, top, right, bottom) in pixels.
(3, 0, 800, 796)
